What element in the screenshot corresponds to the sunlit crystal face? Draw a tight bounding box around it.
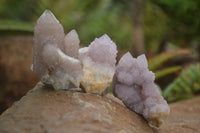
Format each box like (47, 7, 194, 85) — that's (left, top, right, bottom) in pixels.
(34, 10, 65, 50)
(113, 52, 170, 127)
(64, 29, 80, 59)
(88, 34, 117, 66)
(32, 10, 83, 90)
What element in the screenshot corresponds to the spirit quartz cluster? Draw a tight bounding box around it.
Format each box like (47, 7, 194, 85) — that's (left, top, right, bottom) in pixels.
(112, 52, 170, 127)
(32, 10, 83, 90)
(79, 34, 117, 94)
(32, 10, 117, 94)
(31, 10, 169, 127)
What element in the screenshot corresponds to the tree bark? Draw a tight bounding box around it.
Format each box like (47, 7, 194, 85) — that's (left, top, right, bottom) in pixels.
(132, 0, 145, 56)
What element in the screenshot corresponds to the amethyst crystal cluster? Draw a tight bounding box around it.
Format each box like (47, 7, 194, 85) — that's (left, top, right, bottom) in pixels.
(112, 52, 170, 127)
(32, 10, 169, 127)
(79, 34, 117, 94)
(32, 10, 83, 90)
(32, 10, 117, 94)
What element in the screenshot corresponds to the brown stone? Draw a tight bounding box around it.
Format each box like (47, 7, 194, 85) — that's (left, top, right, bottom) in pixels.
(1, 82, 200, 133)
(155, 96, 200, 133)
(0, 36, 39, 113)
(0, 82, 153, 133)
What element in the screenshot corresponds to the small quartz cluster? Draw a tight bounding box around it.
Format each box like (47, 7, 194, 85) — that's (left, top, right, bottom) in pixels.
(112, 52, 170, 127)
(79, 35, 117, 94)
(32, 10, 117, 93)
(32, 10, 83, 90)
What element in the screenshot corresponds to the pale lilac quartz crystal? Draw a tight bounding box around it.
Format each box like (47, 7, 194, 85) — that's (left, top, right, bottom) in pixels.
(79, 34, 117, 94)
(112, 52, 170, 127)
(32, 10, 83, 90)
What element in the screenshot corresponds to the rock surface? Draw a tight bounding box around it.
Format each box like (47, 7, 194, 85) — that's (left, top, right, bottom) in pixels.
(156, 97, 200, 133)
(0, 82, 153, 133)
(0, 83, 200, 133)
(0, 36, 39, 114)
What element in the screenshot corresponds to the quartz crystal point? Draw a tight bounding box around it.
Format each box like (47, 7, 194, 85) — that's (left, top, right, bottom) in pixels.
(79, 34, 117, 94)
(32, 10, 83, 90)
(112, 52, 170, 127)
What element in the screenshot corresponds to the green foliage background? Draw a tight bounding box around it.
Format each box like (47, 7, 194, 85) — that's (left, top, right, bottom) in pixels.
(0, 0, 199, 52)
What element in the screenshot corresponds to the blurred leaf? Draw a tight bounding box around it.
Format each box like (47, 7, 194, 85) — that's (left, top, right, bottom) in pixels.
(0, 20, 34, 31)
(155, 66, 181, 80)
(163, 63, 200, 102)
(0, 20, 33, 35)
(148, 49, 191, 71)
